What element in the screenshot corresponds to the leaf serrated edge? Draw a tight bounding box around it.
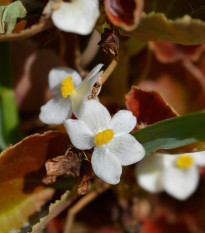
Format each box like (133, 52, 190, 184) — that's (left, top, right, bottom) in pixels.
(30, 187, 80, 233)
(122, 12, 205, 45)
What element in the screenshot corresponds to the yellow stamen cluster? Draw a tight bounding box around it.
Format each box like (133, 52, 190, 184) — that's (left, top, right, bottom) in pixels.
(61, 76, 76, 98)
(94, 129, 114, 146)
(176, 154, 194, 169)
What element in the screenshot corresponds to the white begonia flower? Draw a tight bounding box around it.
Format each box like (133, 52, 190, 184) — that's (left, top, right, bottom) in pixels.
(39, 64, 103, 124)
(136, 151, 205, 200)
(51, 0, 100, 35)
(64, 99, 145, 185)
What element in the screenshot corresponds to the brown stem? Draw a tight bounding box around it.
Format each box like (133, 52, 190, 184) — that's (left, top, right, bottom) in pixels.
(98, 59, 118, 85)
(88, 59, 118, 99)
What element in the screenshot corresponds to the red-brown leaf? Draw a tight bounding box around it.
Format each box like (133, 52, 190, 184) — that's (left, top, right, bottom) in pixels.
(0, 131, 70, 232)
(126, 87, 178, 129)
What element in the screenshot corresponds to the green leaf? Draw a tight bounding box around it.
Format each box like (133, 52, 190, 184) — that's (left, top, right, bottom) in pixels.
(0, 42, 21, 150)
(0, 187, 54, 233)
(0, 6, 7, 34)
(132, 110, 205, 156)
(0, 90, 20, 149)
(0, 0, 50, 42)
(122, 12, 205, 45)
(122, 0, 205, 45)
(0, 1, 27, 34)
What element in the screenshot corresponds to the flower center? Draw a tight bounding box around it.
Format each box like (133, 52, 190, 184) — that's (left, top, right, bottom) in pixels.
(176, 154, 194, 169)
(61, 76, 76, 98)
(94, 129, 114, 146)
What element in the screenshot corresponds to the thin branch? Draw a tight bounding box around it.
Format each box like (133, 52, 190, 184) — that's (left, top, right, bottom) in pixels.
(98, 59, 118, 85)
(63, 190, 100, 233)
(88, 59, 118, 99)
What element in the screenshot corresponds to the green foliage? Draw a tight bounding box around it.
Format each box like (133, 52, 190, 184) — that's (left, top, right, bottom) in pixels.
(122, 0, 205, 45)
(132, 110, 205, 156)
(0, 42, 21, 150)
(122, 12, 205, 45)
(0, 1, 27, 34)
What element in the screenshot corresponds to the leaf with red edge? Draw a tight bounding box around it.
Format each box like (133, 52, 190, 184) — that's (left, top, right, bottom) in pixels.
(0, 130, 70, 233)
(104, 0, 144, 31)
(126, 86, 178, 129)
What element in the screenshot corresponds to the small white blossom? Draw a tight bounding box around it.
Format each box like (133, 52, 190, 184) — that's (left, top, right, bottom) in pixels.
(64, 100, 145, 184)
(39, 64, 103, 124)
(51, 0, 100, 35)
(136, 151, 205, 200)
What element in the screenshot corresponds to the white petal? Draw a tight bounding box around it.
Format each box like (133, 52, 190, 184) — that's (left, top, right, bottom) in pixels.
(136, 155, 164, 193)
(110, 110, 136, 135)
(82, 64, 104, 83)
(49, 67, 82, 94)
(71, 95, 87, 118)
(72, 66, 103, 118)
(162, 165, 199, 200)
(161, 153, 178, 168)
(80, 71, 103, 93)
(51, 0, 99, 35)
(64, 119, 95, 150)
(91, 146, 122, 184)
(78, 100, 111, 133)
(189, 151, 205, 166)
(39, 96, 71, 124)
(108, 134, 145, 166)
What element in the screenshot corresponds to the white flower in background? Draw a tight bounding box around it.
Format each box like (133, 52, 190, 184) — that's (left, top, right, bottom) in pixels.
(64, 100, 145, 184)
(51, 0, 100, 35)
(136, 151, 205, 200)
(39, 64, 103, 124)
